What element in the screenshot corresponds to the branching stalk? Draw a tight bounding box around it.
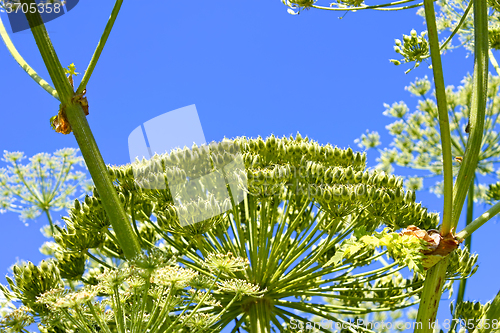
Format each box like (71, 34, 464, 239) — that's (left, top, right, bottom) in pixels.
(0, 15, 59, 100)
(21, 0, 142, 259)
(456, 176, 474, 306)
(423, 0, 454, 236)
(76, 0, 123, 94)
(415, 0, 454, 329)
(416, 0, 488, 327)
(450, 0, 488, 229)
(456, 199, 500, 241)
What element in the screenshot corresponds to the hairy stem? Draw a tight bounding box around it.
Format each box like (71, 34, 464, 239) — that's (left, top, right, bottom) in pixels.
(21, 0, 142, 259)
(415, 258, 449, 332)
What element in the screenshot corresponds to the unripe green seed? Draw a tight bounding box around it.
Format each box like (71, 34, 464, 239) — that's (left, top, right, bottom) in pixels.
(345, 166, 353, 180)
(341, 186, 349, 200)
(382, 193, 391, 205)
(333, 169, 343, 182)
(323, 188, 332, 202)
(346, 148, 353, 160)
(354, 171, 363, 183)
(356, 184, 366, 198)
(362, 171, 370, 183)
(333, 187, 342, 200)
(325, 146, 334, 159)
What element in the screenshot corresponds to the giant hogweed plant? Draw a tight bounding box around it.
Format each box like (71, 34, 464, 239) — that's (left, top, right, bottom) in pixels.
(0, 1, 497, 333)
(356, 72, 500, 311)
(0, 136, 478, 332)
(281, 0, 500, 330)
(352, 0, 500, 316)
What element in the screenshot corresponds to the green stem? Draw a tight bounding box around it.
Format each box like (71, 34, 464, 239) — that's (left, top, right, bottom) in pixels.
(415, 257, 450, 333)
(43, 208, 55, 236)
(85, 250, 116, 270)
(416, 0, 488, 327)
(423, 0, 454, 236)
(165, 271, 222, 333)
(456, 176, 475, 306)
(248, 298, 272, 333)
(455, 199, 500, 242)
(0, 15, 59, 100)
(450, 0, 488, 230)
(76, 0, 123, 95)
(415, 0, 454, 329)
(22, 0, 142, 260)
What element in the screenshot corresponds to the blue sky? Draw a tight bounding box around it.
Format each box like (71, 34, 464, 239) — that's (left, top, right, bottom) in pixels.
(1, 0, 499, 330)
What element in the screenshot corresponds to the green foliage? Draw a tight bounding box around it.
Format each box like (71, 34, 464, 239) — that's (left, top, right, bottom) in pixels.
(0, 251, 263, 332)
(20, 134, 474, 331)
(327, 228, 430, 273)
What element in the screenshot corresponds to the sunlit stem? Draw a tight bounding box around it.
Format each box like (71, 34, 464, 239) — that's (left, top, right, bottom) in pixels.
(415, 0, 454, 328)
(456, 199, 500, 242)
(21, 0, 142, 260)
(456, 176, 474, 306)
(0, 15, 59, 100)
(76, 0, 123, 94)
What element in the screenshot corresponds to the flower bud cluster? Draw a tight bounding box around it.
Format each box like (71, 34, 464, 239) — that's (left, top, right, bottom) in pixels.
(0, 306, 34, 332)
(281, 0, 315, 15)
(445, 246, 478, 280)
(155, 194, 230, 237)
(390, 30, 430, 73)
(453, 300, 491, 329)
(218, 279, 266, 300)
(5, 261, 63, 315)
(370, 74, 500, 203)
(54, 218, 105, 253)
(203, 252, 249, 275)
(371, 272, 421, 304)
(62, 135, 437, 257)
(54, 252, 86, 280)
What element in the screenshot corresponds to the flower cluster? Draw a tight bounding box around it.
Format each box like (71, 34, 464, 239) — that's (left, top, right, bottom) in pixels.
(15, 135, 473, 332)
(358, 75, 500, 203)
(0, 149, 91, 231)
(390, 30, 430, 74)
(0, 250, 256, 332)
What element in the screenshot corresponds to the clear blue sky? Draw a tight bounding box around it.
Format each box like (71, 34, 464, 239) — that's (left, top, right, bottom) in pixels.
(1, 0, 499, 330)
